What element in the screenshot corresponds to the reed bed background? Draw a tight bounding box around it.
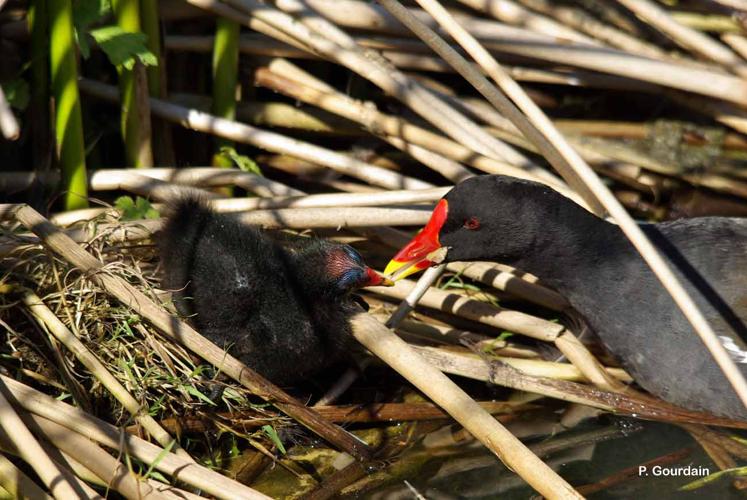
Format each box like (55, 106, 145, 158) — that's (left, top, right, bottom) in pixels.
(3, 0, 747, 498)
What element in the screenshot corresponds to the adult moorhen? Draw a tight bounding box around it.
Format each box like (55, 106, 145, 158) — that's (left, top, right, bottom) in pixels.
(385, 175, 747, 419)
(159, 197, 391, 385)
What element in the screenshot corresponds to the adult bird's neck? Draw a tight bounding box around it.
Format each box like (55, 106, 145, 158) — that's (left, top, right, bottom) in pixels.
(506, 211, 633, 306)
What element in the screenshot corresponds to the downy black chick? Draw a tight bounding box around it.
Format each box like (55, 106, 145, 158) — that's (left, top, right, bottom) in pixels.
(158, 197, 390, 385)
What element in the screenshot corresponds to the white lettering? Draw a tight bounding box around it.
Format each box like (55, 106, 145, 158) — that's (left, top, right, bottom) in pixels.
(651, 465, 710, 477)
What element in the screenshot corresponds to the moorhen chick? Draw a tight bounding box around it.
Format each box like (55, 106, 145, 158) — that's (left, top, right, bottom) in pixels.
(385, 175, 747, 419)
(158, 197, 391, 385)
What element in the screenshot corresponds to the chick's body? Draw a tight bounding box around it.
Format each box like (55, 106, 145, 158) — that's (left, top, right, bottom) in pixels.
(158, 199, 363, 384)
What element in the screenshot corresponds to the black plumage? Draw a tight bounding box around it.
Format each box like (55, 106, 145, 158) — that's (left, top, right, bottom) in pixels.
(386, 175, 747, 419)
(158, 198, 387, 385)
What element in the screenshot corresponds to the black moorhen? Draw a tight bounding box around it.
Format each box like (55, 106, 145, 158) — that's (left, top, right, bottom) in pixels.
(158, 197, 391, 385)
(385, 175, 747, 419)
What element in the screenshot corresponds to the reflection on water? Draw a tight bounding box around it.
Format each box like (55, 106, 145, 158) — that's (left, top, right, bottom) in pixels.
(365, 417, 745, 499)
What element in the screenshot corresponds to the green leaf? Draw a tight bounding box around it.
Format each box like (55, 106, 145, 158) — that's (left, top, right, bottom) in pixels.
(90, 25, 158, 70)
(135, 196, 160, 219)
(680, 466, 747, 491)
(73, 0, 111, 58)
(442, 281, 480, 292)
(148, 471, 168, 483)
(229, 436, 241, 457)
(115, 196, 160, 221)
(2, 78, 29, 110)
(221, 387, 245, 404)
(74, 0, 111, 32)
(115, 195, 136, 219)
(190, 365, 210, 378)
(185, 385, 216, 406)
(143, 439, 176, 480)
(114, 195, 135, 209)
(118, 358, 137, 385)
(497, 331, 514, 341)
(148, 395, 165, 416)
(261, 425, 286, 455)
(219, 146, 262, 175)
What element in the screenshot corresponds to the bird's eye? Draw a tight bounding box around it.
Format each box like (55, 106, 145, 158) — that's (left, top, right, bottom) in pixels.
(463, 217, 481, 230)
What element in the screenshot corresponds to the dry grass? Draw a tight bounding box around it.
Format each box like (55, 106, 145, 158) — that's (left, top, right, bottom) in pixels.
(1, 224, 289, 493)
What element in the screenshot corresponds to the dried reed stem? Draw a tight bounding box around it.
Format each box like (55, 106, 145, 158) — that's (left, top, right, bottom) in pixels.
(614, 0, 747, 75)
(386, 264, 446, 329)
(94, 172, 218, 202)
(4, 204, 372, 461)
(196, 0, 541, 168)
(21, 289, 194, 461)
(259, 60, 574, 189)
(51, 185, 449, 226)
(78, 79, 432, 191)
(396, 0, 747, 412)
(0, 378, 86, 498)
(415, 345, 747, 428)
(0, 452, 52, 499)
(31, 415, 171, 500)
(379, 0, 605, 215)
(0, 376, 268, 499)
(457, 0, 595, 43)
(413, 345, 630, 382)
(234, 207, 433, 228)
(554, 331, 628, 392)
(513, 0, 669, 59)
(369, 278, 565, 341)
(91, 167, 304, 197)
(349, 312, 581, 499)
(445, 261, 568, 311)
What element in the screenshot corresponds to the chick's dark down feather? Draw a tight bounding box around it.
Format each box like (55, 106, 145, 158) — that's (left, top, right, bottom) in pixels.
(158, 198, 356, 385)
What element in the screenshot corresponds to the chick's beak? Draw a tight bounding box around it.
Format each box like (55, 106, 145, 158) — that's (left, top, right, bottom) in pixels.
(363, 267, 395, 287)
(384, 199, 448, 281)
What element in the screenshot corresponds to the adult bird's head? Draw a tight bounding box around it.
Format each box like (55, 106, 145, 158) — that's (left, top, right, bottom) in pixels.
(384, 176, 569, 281)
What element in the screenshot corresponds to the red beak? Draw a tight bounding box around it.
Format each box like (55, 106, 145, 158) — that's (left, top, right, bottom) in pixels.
(384, 199, 448, 281)
(362, 267, 394, 287)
